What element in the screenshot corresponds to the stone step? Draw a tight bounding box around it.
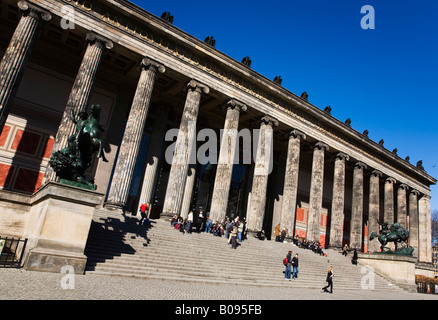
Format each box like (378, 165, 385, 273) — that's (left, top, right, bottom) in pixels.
(85, 268, 401, 291)
(84, 209, 405, 292)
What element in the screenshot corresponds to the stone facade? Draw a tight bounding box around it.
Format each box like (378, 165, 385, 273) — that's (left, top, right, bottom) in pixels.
(0, 0, 436, 266)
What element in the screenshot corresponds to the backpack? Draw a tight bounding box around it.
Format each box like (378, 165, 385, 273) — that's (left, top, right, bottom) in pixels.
(283, 258, 288, 266)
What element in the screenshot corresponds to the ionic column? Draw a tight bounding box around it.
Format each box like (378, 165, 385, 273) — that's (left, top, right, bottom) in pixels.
(162, 80, 209, 216)
(397, 184, 409, 227)
(180, 165, 197, 219)
(368, 170, 382, 253)
(280, 129, 306, 238)
(350, 162, 367, 250)
(409, 189, 420, 258)
(209, 99, 247, 223)
(306, 142, 329, 243)
(105, 58, 165, 210)
(246, 115, 278, 233)
(137, 121, 167, 208)
(383, 177, 396, 225)
(418, 194, 432, 263)
(329, 152, 349, 249)
(44, 32, 113, 182)
(0, 1, 51, 133)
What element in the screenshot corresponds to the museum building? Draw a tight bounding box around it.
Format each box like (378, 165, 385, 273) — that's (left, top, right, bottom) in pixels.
(0, 0, 436, 268)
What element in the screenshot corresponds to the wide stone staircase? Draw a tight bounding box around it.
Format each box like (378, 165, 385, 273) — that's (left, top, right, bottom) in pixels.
(84, 208, 405, 292)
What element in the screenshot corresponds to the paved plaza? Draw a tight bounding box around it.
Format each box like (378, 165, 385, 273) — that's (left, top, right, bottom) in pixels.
(1, 268, 437, 301)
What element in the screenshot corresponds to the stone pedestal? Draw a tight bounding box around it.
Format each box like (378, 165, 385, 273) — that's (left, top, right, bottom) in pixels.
(358, 253, 417, 289)
(23, 182, 103, 274)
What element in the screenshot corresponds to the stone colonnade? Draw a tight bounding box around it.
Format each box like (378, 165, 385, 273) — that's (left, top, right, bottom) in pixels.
(0, 2, 433, 263)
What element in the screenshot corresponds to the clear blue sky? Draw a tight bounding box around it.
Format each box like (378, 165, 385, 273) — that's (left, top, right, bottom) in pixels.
(131, 0, 438, 211)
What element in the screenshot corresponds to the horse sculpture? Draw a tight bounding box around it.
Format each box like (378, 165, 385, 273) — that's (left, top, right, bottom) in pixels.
(49, 104, 108, 190)
(370, 221, 414, 256)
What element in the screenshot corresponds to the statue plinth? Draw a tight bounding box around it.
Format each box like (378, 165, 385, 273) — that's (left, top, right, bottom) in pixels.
(60, 178, 96, 191)
(358, 252, 417, 291)
(23, 182, 104, 274)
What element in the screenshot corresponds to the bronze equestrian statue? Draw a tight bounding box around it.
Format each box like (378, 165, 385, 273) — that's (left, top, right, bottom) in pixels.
(49, 104, 108, 190)
(370, 221, 414, 256)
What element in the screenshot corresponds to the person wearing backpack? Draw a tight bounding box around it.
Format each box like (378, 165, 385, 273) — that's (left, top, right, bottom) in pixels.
(284, 251, 292, 280)
(139, 202, 148, 225)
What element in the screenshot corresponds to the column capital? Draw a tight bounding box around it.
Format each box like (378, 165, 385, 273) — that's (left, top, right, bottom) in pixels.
(259, 115, 279, 128)
(288, 129, 306, 140)
(225, 99, 247, 112)
(140, 57, 165, 73)
(314, 141, 329, 152)
(354, 161, 367, 170)
(186, 79, 210, 94)
(370, 169, 383, 178)
(398, 183, 409, 191)
(385, 177, 397, 185)
(85, 32, 114, 50)
(18, 1, 52, 21)
(420, 193, 431, 201)
(335, 152, 349, 162)
(410, 189, 421, 197)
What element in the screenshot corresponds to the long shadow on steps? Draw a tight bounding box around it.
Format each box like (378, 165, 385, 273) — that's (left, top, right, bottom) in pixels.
(84, 213, 154, 271)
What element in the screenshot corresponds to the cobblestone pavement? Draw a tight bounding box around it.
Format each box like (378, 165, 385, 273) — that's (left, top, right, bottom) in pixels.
(1, 268, 437, 301)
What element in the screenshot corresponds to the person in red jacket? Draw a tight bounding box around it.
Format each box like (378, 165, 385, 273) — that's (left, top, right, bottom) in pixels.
(139, 202, 148, 225)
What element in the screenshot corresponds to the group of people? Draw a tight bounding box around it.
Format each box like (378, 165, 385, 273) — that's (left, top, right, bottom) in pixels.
(295, 238, 326, 257)
(284, 251, 299, 280)
(283, 250, 333, 294)
(274, 224, 287, 242)
(169, 211, 247, 249)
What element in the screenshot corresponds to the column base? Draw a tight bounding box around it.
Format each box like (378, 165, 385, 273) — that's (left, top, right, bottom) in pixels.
(328, 245, 343, 251)
(246, 229, 261, 238)
(103, 201, 126, 213)
(160, 211, 176, 221)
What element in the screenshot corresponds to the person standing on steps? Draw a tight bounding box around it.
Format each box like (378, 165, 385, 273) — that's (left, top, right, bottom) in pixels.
(230, 222, 238, 249)
(322, 266, 334, 293)
(274, 223, 281, 242)
(291, 253, 299, 280)
(197, 210, 205, 233)
(352, 248, 358, 265)
(186, 211, 193, 233)
(284, 250, 292, 280)
(237, 219, 244, 242)
(139, 202, 148, 225)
